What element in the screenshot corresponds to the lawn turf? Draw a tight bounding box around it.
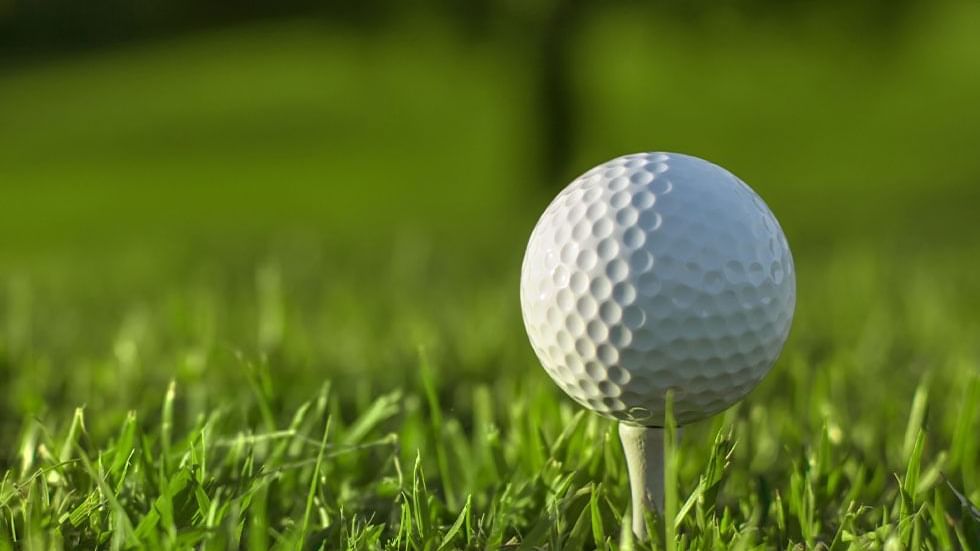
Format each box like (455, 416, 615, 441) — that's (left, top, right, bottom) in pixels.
(1, 10, 979, 550)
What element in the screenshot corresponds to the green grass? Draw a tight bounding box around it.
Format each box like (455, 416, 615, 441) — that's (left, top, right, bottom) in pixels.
(1, 242, 977, 549)
(2, 7, 980, 549)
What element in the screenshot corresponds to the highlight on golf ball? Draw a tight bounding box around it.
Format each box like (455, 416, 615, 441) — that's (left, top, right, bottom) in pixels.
(520, 152, 796, 426)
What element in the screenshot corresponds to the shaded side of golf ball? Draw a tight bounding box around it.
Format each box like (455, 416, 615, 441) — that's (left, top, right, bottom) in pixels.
(520, 152, 795, 426)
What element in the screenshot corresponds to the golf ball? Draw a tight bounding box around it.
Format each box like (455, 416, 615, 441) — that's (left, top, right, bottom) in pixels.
(520, 152, 795, 426)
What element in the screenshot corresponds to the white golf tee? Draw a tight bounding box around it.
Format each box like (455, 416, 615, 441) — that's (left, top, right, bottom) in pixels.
(618, 423, 682, 540)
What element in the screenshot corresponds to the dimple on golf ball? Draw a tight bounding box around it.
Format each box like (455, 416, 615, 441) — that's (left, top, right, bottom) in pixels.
(520, 152, 795, 426)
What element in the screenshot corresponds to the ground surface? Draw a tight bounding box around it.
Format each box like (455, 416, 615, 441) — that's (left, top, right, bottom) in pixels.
(1, 6, 979, 549)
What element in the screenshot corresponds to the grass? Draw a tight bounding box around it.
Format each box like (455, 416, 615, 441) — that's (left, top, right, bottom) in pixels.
(1, 241, 977, 549)
(1, 7, 980, 549)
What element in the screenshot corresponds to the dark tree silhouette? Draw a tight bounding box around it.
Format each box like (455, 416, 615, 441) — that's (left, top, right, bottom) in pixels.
(534, 0, 586, 189)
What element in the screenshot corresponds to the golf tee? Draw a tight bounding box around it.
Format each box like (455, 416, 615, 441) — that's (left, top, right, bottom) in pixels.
(618, 423, 682, 540)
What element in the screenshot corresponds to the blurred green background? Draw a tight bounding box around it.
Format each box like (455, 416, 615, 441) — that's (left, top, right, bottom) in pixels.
(3, 0, 980, 256)
(3, 0, 980, 432)
(2, 1, 980, 546)
(3, 0, 980, 426)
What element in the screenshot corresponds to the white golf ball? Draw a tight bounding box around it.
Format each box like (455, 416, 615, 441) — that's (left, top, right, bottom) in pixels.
(520, 152, 795, 426)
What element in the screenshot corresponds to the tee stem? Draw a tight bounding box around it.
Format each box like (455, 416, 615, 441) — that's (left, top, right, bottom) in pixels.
(618, 423, 682, 540)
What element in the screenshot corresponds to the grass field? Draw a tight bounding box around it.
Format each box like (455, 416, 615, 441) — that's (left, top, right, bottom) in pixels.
(1, 5, 979, 549)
